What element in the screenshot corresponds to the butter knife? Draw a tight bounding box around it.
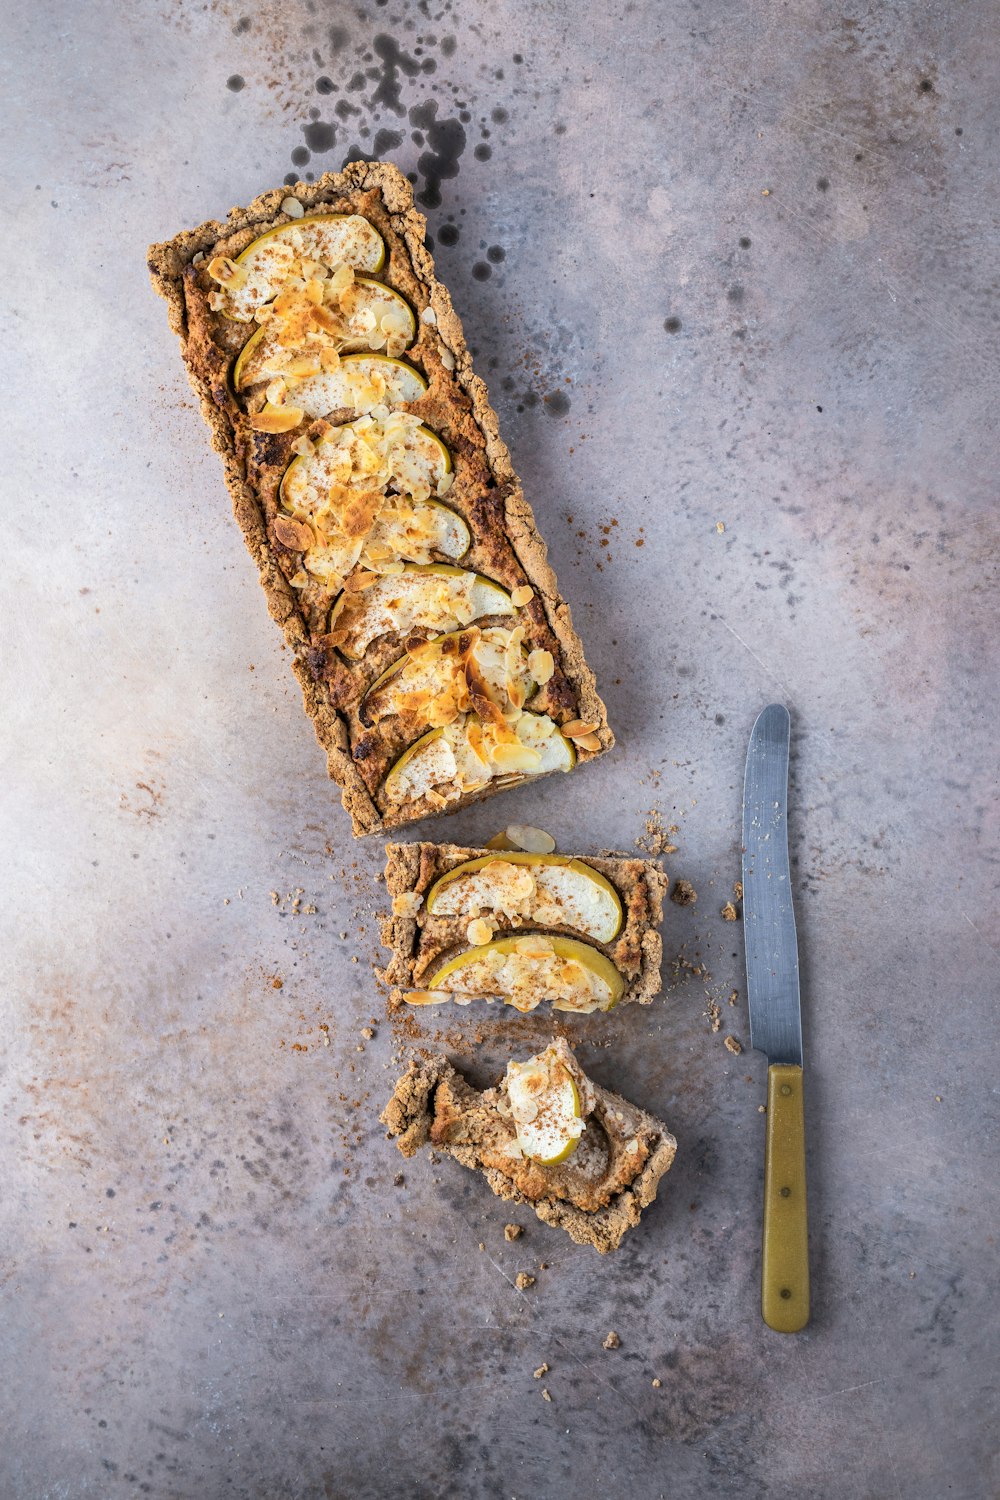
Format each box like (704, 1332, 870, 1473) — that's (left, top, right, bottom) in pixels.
(742, 703, 809, 1333)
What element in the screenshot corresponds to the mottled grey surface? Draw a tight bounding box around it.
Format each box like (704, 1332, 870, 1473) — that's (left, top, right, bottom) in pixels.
(2, 0, 998, 1496)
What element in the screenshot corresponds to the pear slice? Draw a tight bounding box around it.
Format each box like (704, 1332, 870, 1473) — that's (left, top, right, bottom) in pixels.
(286, 354, 427, 421)
(232, 279, 416, 391)
(328, 563, 512, 660)
(360, 626, 535, 726)
(423, 933, 625, 1013)
(506, 1048, 585, 1165)
(280, 421, 451, 513)
(425, 853, 623, 943)
(219, 214, 386, 321)
(382, 715, 574, 808)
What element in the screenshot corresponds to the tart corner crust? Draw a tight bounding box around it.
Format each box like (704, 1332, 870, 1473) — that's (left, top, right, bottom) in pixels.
(148, 162, 612, 837)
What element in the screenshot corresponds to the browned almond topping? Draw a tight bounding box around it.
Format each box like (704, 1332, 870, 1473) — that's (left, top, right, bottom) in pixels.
(207, 255, 245, 287)
(561, 719, 599, 739)
(250, 405, 304, 434)
(341, 570, 379, 593)
(574, 732, 602, 752)
(272, 515, 315, 550)
(510, 584, 534, 608)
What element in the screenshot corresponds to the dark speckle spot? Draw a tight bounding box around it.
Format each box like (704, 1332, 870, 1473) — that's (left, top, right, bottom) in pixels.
(816, 405, 823, 412)
(284, 172, 297, 186)
(727, 284, 745, 303)
(347, 71, 366, 91)
(329, 25, 349, 49)
(335, 99, 360, 120)
(291, 146, 310, 167)
(920, 77, 934, 92)
(414, 101, 467, 208)
(303, 121, 336, 152)
(472, 261, 492, 280)
(316, 76, 334, 94)
(554, 123, 567, 134)
(491, 106, 509, 124)
(474, 144, 492, 161)
(372, 33, 421, 116)
(663, 316, 682, 333)
(955, 126, 963, 135)
(715, 713, 725, 724)
(817, 176, 830, 191)
(544, 390, 571, 417)
(438, 223, 460, 246)
(233, 16, 251, 33)
(226, 75, 245, 92)
(105, 1188, 116, 1198)
(739, 236, 751, 248)
(441, 35, 457, 57)
(513, 52, 523, 63)
(486, 245, 505, 263)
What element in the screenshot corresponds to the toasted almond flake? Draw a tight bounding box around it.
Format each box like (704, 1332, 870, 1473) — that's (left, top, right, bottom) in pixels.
(281, 195, 305, 218)
(561, 719, 599, 738)
(505, 824, 556, 855)
(329, 262, 355, 294)
(253, 303, 274, 324)
(421, 305, 438, 325)
(265, 378, 289, 405)
(191, 250, 206, 266)
(510, 585, 534, 608)
(485, 830, 519, 851)
(467, 916, 496, 946)
(285, 354, 322, 377)
(273, 515, 315, 550)
(291, 434, 315, 458)
(527, 649, 554, 685)
(402, 990, 450, 1006)
(441, 348, 456, 371)
(574, 732, 602, 752)
(250, 404, 304, 434)
(207, 255, 247, 288)
(319, 346, 342, 371)
(385, 333, 408, 358)
(342, 569, 379, 592)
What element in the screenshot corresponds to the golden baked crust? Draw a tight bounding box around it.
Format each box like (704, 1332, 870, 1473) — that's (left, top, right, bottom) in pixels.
(378, 841, 667, 1007)
(381, 1050, 677, 1253)
(147, 162, 612, 836)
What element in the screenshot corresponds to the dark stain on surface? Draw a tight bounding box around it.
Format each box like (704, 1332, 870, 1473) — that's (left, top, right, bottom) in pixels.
(472, 261, 491, 280)
(474, 144, 491, 161)
(233, 16, 250, 34)
(316, 76, 335, 94)
(226, 75, 245, 92)
(290, 146, 310, 167)
(486, 245, 505, 263)
(664, 316, 682, 333)
(372, 128, 404, 158)
(303, 120, 336, 152)
(817, 175, 830, 191)
(544, 390, 571, 417)
(727, 284, 745, 304)
(372, 34, 422, 115)
(413, 101, 467, 208)
(438, 223, 460, 246)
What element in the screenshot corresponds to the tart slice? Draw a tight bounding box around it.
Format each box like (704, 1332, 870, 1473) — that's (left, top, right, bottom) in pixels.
(379, 840, 668, 1011)
(381, 1040, 678, 1253)
(148, 164, 612, 836)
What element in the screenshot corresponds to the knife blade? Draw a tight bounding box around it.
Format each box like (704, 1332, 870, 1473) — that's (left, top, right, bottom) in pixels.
(742, 703, 809, 1333)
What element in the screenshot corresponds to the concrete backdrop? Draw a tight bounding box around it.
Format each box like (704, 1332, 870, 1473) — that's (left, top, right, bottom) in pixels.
(2, 0, 998, 1495)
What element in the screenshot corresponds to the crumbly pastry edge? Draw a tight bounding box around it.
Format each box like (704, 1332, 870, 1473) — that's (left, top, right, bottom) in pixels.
(377, 840, 667, 1007)
(381, 1053, 678, 1253)
(147, 161, 613, 837)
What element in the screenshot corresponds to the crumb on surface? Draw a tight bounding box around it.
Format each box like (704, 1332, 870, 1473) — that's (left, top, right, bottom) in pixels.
(360, 1026, 376, 1040)
(504, 1223, 523, 1241)
(652, 1377, 662, 1388)
(670, 878, 698, 907)
(478, 1242, 486, 1252)
(734, 881, 743, 900)
(602, 1330, 621, 1350)
(393, 1172, 405, 1187)
(721, 901, 738, 921)
(541, 1387, 552, 1402)
(533, 1363, 549, 1379)
(724, 1035, 743, 1055)
(515, 1272, 536, 1291)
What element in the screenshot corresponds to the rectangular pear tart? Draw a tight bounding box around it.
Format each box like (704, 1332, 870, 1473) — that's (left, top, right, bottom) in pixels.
(147, 161, 612, 836)
(379, 841, 668, 1013)
(382, 1039, 677, 1252)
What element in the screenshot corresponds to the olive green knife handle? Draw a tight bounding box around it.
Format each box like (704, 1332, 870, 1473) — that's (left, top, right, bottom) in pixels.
(762, 1063, 810, 1332)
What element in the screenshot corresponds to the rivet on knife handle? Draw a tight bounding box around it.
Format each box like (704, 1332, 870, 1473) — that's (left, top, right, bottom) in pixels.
(762, 1063, 809, 1332)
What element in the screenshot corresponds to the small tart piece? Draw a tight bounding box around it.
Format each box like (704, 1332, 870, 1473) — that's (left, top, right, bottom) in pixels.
(422, 933, 625, 1013)
(382, 714, 574, 809)
(360, 626, 535, 728)
(282, 353, 427, 421)
(216, 214, 386, 321)
(328, 563, 512, 660)
(505, 1041, 594, 1165)
(232, 279, 416, 389)
(425, 853, 623, 943)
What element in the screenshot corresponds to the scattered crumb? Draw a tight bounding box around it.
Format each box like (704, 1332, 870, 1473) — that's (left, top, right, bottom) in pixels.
(515, 1272, 536, 1291)
(729, 989, 739, 1006)
(721, 901, 738, 922)
(533, 1363, 549, 1379)
(271, 976, 283, 989)
(724, 1036, 744, 1056)
(393, 1173, 405, 1187)
(504, 1224, 523, 1241)
(734, 881, 743, 900)
(706, 999, 722, 1033)
(635, 807, 678, 857)
(541, 1387, 552, 1403)
(538, 1261, 549, 1270)
(715, 521, 725, 534)
(478, 1242, 486, 1252)
(360, 1026, 375, 1040)
(670, 878, 698, 907)
(909, 1271, 916, 1279)
(758, 1104, 767, 1113)
(652, 1377, 662, 1389)
(934, 1095, 942, 1103)
(602, 1331, 621, 1350)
